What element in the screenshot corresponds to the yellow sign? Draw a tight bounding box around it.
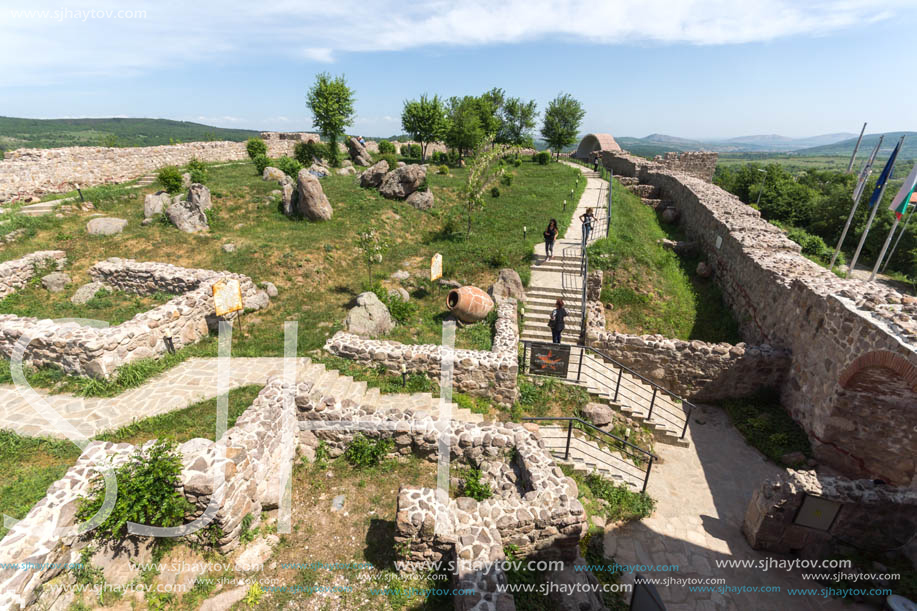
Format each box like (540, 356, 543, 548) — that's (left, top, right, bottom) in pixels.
(212, 278, 244, 317)
(430, 253, 443, 282)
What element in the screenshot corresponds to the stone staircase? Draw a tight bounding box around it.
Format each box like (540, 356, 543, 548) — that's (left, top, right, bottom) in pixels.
(18, 200, 59, 217)
(135, 173, 157, 188)
(537, 424, 648, 491)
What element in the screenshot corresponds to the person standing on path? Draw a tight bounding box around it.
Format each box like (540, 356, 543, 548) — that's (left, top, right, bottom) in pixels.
(580, 208, 596, 243)
(549, 299, 567, 344)
(543, 218, 559, 261)
(593, 153, 600, 172)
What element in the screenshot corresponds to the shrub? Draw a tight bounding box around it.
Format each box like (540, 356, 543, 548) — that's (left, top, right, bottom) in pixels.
(490, 186, 500, 198)
(156, 165, 183, 194)
(513, 158, 522, 167)
(403, 143, 421, 159)
(252, 154, 271, 176)
(387, 293, 418, 324)
(377, 140, 396, 154)
(275, 156, 303, 178)
(431, 151, 447, 164)
(76, 439, 193, 541)
(344, 434, 394, 468)
(583, 473, 655, 522)
(784, 226, 838, 266)
(294, 140, 328, 166)
(437, 164, 449, 175)
(459, 468, 492, 501)
(185, 157, 207, 184)
(246, 137, 267, 159)
(534, 151, 551, 165)
(377, 153, 399, 170)
(501, 173, 514, 186)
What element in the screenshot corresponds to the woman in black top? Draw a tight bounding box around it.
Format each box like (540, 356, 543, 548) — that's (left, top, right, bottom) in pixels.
(580, 207, 596, 243)
(543, 218, 559, 261)
(550, 298, 567, 344)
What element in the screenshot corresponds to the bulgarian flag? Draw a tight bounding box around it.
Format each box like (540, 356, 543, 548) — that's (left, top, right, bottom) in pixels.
(888, 163, 917, 219)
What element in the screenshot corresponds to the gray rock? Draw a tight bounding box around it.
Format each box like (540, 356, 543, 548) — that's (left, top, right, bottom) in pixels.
(143, 191, 170, 218)
(181, 172, 192, 190)
(380, 164, 426, 199)
(347, 136, 373, 166)
(235, 537, 274, 568)
(696, 261, 712, 278)
(243, 290, 270, 311)
(281, 179, 296, 216)
(438, 278, 461, 289)
(336, 166, 356, 176)
(388, 287, 410, 302)
(360, 160, 389, 188)
(295, 169, 333, 221)
(308, 163, 329, 178)
(331, 494, 346, 511)
(341, 160, 353, 168)
(222, 243, 236, 253)
(199, 586, 248, 611)
(188, 183, 212, 211)
(390, 269, 410, 281)
(71, 282, 107, 305)
(41, 272, 71, 293)
(488, 268, 524, 300)
(344, 291, 395, 337)
(396, 161, 406, 168)
(141, 217, 154, 226)
(405, 189, 434, 210)
(581, 402, 614, 427)
(781, 451, 807, 465)
(262, 281, 278, 297)
(262, 166, 286, 183)
(166, 200, 209, 233)
(86, 217, 128, 236)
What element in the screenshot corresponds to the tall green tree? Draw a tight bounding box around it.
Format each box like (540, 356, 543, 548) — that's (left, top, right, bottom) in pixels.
(444, 96, 485, 158)
(541, 93, 585, 159)
(401, 94, 446, 162)
(498, 97, 538, 147)
(306, 72, 355, 167)
(477, 88, 505, 141)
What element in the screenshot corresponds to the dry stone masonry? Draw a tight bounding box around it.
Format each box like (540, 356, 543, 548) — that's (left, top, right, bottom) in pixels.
(0, 255, 270, 378)
(0, 250, 67, 298)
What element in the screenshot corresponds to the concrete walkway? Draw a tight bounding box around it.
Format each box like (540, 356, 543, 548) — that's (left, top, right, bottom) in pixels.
(603, 404, 869, 611)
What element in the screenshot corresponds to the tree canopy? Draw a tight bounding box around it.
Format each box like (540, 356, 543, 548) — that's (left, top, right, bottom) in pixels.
(498, 97, 538, 147)
(541, 93, 585, 158)
(401, 94, 446, 162)
(306, 72, 355, 166)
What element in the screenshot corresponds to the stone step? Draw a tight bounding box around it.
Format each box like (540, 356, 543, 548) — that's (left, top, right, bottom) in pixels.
(18, 202, 57, 217)
(361, 386, 381, 408)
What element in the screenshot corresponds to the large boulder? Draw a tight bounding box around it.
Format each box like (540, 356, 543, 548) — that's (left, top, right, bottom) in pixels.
(380, 164, 426, 199)
(581, 402, 615, 428)
(143, 191, 170, 218)
(87, 217, 128, 236)
(166, 199, 209, 233)
(181, 172, 192, 190)
(41, 272, 71, 293)
(488, 268, 525, 300)
(262, 166, 286, 183)
(405, 189, 434, 210)
(188, 183, 212, 211)
(359, 160, 389, 188)
(294, 169, 333, 221)
(71, 281, 108, 305)
(344, 292, 395, 337)
(280, 179, 296, 217)
(347, 137, 373, 166)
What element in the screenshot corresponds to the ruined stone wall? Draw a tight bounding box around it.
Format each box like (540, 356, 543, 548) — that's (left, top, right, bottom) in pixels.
(599, 150, 917, 486)
(324, 298, 519, 406)
(600, 149, 718, 182)
(0, 256, 270, 378)
(0, 250, 67, 298)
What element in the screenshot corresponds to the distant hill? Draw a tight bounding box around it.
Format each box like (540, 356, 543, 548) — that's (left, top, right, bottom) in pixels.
(0, 117, 260, 151)
(793, 132, 917, 159)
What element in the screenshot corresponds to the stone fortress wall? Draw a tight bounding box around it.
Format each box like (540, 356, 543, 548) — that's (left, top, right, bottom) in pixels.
(599, 150, 917, 488)
(0, 254, 270, 378)
(324, 298, 520, 406)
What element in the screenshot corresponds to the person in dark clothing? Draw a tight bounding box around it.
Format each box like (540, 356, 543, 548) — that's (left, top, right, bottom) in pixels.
(543, 218, 559, 261)
(593, 153, 600, 172)
(580, 207, 596, 243)
(549, 298, 567, 344)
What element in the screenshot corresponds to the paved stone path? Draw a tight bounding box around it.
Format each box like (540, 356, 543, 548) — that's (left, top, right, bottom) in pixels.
(603, 404, 869, 611)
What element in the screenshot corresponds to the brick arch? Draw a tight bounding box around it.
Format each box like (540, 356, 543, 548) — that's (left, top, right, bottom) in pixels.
(574, 133, 621, 159)
(838, 350, 917, 392)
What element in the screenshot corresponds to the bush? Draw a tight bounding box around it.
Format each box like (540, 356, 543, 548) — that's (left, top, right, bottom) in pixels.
(344, 434, 394, 468)
(501, 173, 514, 186)
(490, 186, 500, 198)
(534, 151, 551, 165)
(377, 140, 396, 155)
(784, 226, 838, 266)
(76, 439, 193, 541)
(459, 468, 492, 501)
(294, 140, 328, 166)
(252, 154, 271, 176)
(377, 153, 399, 171)
(370, 283, 418, 324)
(431, 151, 447, 164)
(157, 165, 183, 194)
(513, 158, 522, 167)
(246, 137, 267, 159)
(275, 156, 303, 178)
(583, 473, 655, 522)
(185, 157, 207, 184)
(403, 143, 421, 159)
(437, 164, 449, 175)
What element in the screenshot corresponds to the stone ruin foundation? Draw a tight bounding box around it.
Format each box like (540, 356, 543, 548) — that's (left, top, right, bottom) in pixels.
(0, 252, 270, 378)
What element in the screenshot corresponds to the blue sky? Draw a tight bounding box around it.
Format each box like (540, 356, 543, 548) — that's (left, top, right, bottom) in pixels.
(2, 0, 916, 139)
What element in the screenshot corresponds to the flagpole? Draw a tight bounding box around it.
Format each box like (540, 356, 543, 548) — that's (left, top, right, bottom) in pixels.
(880, 206, 914, 273)
(830, 136, 883, 269)
(846, 122, 867, 174)
(870, 216, 900, 281)
(848, 135, 905, 275)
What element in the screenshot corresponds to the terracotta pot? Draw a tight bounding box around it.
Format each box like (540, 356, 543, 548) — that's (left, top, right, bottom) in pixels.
(446, 286, 494, 323)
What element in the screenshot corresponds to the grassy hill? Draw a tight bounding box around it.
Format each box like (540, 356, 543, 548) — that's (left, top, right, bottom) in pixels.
(0, 117, 260, 151)
(794, 131, 917, 159)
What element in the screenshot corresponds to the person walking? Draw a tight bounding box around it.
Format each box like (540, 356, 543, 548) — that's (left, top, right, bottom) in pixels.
(549, 299, 567, 344)
(580, 207, 596, 243)
(543, 218, 559, 261)
(593, 153, 600, 172)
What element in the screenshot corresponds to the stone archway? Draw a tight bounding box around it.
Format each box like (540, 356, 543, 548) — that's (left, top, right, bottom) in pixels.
(574, 133, 621, 159)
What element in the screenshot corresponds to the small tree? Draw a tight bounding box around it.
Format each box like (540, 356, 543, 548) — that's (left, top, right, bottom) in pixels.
(246, 137, 267, 159)
(498, 97, 538, 148)
(444, 96, 485, 158)
(541, 93, 585, 159)
(354, 229, 389, 285)
(462, 140, 519, 235)
(401, 94, 446, 162)
(306, 72, 355, 168)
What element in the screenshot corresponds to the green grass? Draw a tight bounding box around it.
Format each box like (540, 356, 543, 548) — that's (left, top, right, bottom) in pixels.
(587, 178, 740, 343)
(715, 388, 812, 465)
(561, 464, 655, 524)
(0, 281, 172, 326)
(0, 384, 262, 539)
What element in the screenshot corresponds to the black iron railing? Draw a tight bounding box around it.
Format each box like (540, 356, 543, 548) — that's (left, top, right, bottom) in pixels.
(521, 341, 694, 440)
(522, 416, 656, 492)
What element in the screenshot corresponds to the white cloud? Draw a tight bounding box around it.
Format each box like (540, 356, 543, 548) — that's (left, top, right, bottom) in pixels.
(0, 0, 911, 85)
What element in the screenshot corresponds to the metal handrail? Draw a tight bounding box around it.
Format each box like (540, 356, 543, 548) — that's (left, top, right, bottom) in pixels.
(523, 416, 655, 492)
